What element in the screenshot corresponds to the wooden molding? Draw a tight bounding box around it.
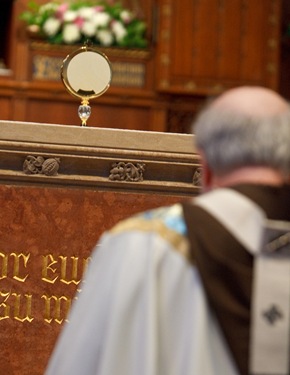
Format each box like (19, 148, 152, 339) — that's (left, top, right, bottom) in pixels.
(0, 120, 201, 196)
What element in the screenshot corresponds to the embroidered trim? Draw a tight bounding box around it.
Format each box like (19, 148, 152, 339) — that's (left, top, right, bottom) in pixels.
(110, 204, 190, 258)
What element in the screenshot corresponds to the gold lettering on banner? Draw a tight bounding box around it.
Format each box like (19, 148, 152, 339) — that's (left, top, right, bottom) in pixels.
(82, 257, 90, 277)
(10, 253, 30, 282)
(60, 256, 79, 285)
(42, 255, 90, 285)
(0, 291, 10, 320)
(0, 252, 30, 281)
(0, 251, 91, 324)
(11, 293, 34, 322)
(42, 295, 72, 324)
(0, 291, 34, 322)
(0, 253, 8, 280)
(42, 254, 58, 283)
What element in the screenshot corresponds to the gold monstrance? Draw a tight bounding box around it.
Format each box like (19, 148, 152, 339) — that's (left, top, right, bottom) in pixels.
(61, 43, 112, 126)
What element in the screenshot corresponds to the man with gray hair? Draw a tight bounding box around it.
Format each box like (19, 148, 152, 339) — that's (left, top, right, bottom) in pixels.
(45, 86, 290, 375)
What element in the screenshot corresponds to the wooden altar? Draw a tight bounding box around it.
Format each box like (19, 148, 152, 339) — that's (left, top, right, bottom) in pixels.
(0, 120, 200, 375)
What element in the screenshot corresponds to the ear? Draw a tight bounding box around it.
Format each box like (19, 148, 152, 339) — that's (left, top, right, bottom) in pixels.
(198, 150, 213, 192)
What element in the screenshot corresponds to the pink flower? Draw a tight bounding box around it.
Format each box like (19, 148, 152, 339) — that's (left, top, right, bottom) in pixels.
(94, 6, 104, 12)
(74, 16, 84, 28)
(56, 3, 69, 20)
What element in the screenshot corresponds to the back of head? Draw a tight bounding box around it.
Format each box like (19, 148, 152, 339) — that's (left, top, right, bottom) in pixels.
(194, 86, 290, 177)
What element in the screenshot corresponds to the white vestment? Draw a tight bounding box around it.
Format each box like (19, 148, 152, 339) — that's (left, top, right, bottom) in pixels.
(45, 188, 266, 375)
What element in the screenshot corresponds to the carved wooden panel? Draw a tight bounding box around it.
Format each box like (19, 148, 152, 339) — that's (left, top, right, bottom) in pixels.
(156, 0, 282, 94)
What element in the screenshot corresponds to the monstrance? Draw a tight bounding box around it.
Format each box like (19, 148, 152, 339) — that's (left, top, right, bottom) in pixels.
(60, 43, 112, 126)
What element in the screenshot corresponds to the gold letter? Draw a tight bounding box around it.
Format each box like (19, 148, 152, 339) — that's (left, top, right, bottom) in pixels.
(59, 256, 82, 285)
(0, 253, 8, 280)
(0, 291, 10, 320)
(82, 257, 91, 278)
(42, 294, 71, 324)
(10, 253, 30, 282)
(11, 293, 34, 322)
(42, 255, 58, 284)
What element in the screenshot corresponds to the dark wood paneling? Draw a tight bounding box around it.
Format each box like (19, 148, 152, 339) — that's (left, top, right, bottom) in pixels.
(0, 96, 12, 119)
(25, 98, 152, 129)
(156, 0, 282, 95)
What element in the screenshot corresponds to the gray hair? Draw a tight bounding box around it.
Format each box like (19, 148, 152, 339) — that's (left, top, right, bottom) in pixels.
(193, 104, 290, 176)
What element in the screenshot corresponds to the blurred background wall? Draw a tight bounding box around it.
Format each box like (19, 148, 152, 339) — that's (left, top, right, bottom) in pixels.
(0, 0, 289, 132)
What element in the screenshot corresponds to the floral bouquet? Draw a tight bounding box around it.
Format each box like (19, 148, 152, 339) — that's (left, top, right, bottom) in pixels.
(20, 1, 148, 48)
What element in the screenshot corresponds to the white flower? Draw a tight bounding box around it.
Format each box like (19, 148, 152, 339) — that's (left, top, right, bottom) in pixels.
(97, 29, 114, 46)
(22, 0, 147, 47)
(78, 7, 96, 20)
(92, 12, 111, 28)
(111, 21, 127, 42)
(63, 23, 81, 44)
(63, 10, 78, 22)
(43, 17, 61, 36)
(120, 10, 133, 23)
(82, 20, 96, 37)
(39, 3, 58, 14)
